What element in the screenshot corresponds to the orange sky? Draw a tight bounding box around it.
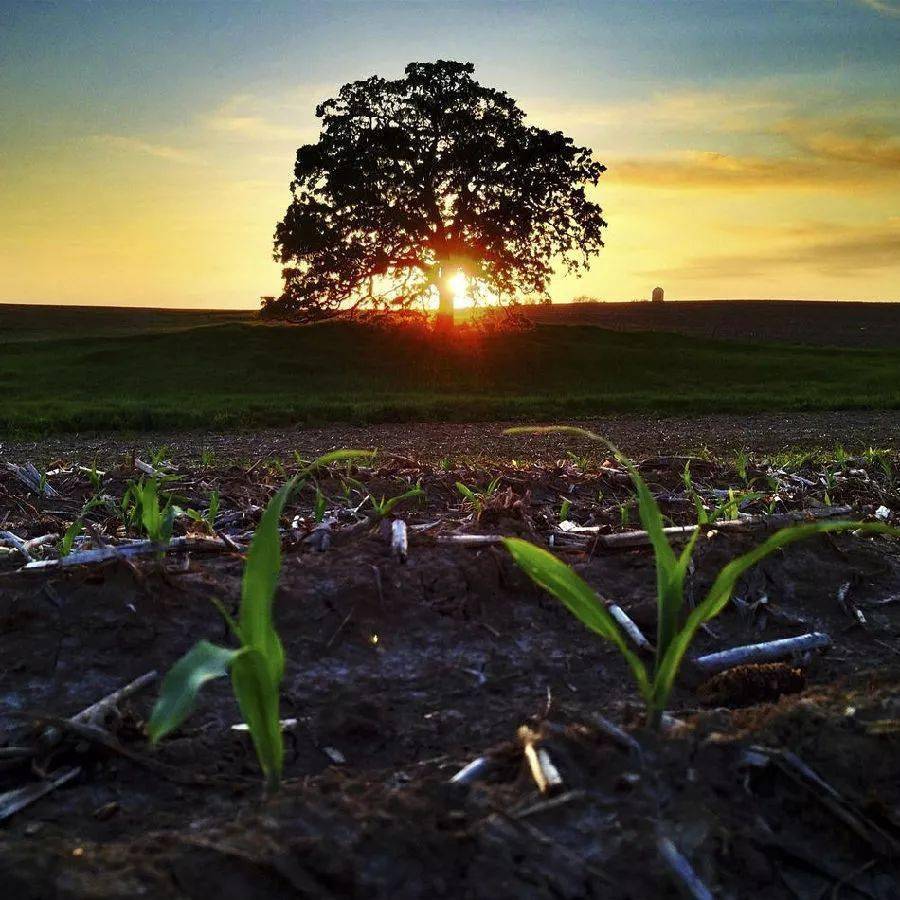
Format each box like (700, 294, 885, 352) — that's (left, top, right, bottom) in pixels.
(2, 1, 898, 308)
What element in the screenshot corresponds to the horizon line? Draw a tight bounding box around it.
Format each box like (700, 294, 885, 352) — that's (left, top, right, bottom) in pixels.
(2, 297, 899, 312)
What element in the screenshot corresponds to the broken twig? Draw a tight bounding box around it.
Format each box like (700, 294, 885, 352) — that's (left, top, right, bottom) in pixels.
(391, 519, 408, 563)
(0, 766, 80, 823)
(693, 632, 830, 677)
(657, 836, 714, 900)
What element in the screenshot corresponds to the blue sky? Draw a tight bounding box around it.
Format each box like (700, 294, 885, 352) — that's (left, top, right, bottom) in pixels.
(2, 0, 899, 306)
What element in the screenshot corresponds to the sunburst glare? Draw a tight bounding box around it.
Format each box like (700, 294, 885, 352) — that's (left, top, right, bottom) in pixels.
(448, 270, 474, 308)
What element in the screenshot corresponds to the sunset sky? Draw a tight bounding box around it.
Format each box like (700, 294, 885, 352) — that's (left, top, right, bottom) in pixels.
(2, 0, 899, 308)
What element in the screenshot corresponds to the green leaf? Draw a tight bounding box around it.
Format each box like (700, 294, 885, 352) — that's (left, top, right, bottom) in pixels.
(231, 648, 283, 792)
(504, 425, 605, 441)
(379, 483, 425, 517)
(503, 537, 651, 699)
(624, 458, 681, 663)
(207, 490, 220, 527)
(299, 449, 375, 477)
(147, 640, 241, 743)
(456, 482, 477, 502)
(313, 486, 327, 523)
(240, 479, 295, 685)
(59, 519, 83, 557)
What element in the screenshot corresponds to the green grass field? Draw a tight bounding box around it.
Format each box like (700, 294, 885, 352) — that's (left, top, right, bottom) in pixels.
(1, 310, 898, 435)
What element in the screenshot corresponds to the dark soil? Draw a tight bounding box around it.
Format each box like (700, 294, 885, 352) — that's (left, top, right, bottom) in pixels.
(4, 409, 900, 465)
(1, 430, 899, 898)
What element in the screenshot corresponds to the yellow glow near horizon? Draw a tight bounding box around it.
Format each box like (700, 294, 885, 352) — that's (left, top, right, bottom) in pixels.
(448, 270, 474, 309)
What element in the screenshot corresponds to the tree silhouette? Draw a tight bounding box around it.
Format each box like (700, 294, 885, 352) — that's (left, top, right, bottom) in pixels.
(265, 61, 606, 329)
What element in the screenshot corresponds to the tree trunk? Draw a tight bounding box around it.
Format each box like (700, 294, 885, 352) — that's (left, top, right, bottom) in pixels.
(435, 277, 454, 332)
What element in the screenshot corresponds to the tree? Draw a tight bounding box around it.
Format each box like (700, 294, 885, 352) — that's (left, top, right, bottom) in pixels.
(265, 61, 606, 330)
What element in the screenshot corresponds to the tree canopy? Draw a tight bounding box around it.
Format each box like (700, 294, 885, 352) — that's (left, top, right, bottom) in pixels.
(264, 60, 606, 327)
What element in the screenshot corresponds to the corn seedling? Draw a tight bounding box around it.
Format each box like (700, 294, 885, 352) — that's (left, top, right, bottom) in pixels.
(58, 497, 104, 557)
(88, 458, 103, 493)
(504, 426, 900, 728)
(199, 448, 216, 469)
(147, 449, 371, 791)
(559, 497, 572, 522)
(733, 450, 751, 486)
(58, 520, 83, 558)
(834, 443, 850, 467)
(338, 473, 368, 499)
(565, 450, 592, 470)
(369, 482, 425, 519)
(148, 479, 293, 792)
(716, 488, 764, 522)
(456, 475, 501, 516)
(681, 462, 705, 522)
(145, 446, 173, 475)
(866, 448, 894, 489)
(121, 478, 179, 546)
(186, 490, 220, 533)
(313, 486, 328, 523)
(683, 463, 761, 524)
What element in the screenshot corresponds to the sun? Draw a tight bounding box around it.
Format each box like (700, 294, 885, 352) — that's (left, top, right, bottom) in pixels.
(448, 270, 474, 308)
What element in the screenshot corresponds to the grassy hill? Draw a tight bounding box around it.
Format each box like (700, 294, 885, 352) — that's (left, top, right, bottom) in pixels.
(0, 315, 898, 434)
(0, 303, 252, 343)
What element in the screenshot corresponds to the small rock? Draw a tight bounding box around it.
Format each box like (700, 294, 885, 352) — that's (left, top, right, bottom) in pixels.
(323, 745, 346, 765)
(93, 801, 120, 821)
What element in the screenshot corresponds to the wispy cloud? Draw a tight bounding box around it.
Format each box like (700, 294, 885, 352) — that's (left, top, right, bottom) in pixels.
(89, 134, 198, 163)
(775, 117, 900, 168)
(203, 87, 328, 143)
(645, 220, 900, 280)
(611, 151, 826, 190)
(204, 113, 300, 141)
(611, 114, 900, 191)
(528, 88, 786, 133)
(857, 0, 900, 17)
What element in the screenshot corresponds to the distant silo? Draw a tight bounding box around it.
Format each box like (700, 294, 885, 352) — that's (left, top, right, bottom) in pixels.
(651, 286, 664, 303)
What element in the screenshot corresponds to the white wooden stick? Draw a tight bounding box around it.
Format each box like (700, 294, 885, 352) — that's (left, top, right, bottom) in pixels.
(608, 603, 654, 652)
(134, 458, 167, 478)
(0, 530, 32, 562)
(657, 837, 714, 900)
(0, 766, 81, 823)
(522, 742, 564, 794)
(555, 505, 855, 550)
(3, 462, 60, 498)
(71, 671, 158, 727)
(600, 525, 698, 549)
(390, 519, 408, 563)
(449, 756, 491, 785)
(20, 536, 233, 571)
(693, 632, 830, 677)
(24, 534, 58, 551)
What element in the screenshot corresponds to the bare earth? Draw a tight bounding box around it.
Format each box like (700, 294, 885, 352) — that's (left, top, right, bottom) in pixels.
(0, 431, 898, 898)
(4, 410, 899, 465)
(518, 300, 900, 348)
